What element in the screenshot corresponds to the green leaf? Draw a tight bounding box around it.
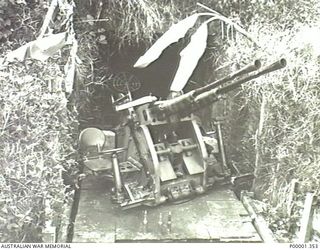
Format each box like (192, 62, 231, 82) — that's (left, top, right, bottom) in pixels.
(134, 14, 201, 68)
(170, 18, 215, 92)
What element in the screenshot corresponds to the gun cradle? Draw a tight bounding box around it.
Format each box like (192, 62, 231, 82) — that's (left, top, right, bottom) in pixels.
(80, 110, 226, 209)
(121, 106, 228, 208)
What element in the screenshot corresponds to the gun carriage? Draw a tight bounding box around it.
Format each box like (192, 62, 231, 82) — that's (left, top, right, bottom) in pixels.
(79, 58, 286, 209)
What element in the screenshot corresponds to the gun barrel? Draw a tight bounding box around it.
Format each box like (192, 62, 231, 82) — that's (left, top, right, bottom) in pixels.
(152, 58, 286, 119)
(194, 60, 262, 95)
(154, 91, 195, 116)
(193, 58, 286, 114)
(216, 58, 287, 95)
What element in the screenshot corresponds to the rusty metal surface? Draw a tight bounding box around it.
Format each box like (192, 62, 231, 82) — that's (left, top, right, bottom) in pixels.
(73, 175, 262, 242)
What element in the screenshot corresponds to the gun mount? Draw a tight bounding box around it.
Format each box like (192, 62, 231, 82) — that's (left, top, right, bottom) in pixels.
(79, 58, 286, 209)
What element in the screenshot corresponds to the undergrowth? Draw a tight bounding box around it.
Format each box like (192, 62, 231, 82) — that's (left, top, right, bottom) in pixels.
(0, 0, 79, 242)
(0, 59, 78, 242)
(225, 3, 320, 240)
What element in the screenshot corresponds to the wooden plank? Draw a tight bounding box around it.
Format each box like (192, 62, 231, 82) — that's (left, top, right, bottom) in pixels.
(115, 189, 261, 242)
(296, 192, 315, 243)
(313, 209, 320, 234)
(74, 176, 262, 242)
(115, 199, 211, 241)
(241, 191, 277, 243)
(287, 179, 298, 216)
(206, 200, 261, 241)
(73, 176, 116, 243)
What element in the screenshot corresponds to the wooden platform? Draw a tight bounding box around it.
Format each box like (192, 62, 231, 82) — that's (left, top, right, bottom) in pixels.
(72, 175, 262, 242)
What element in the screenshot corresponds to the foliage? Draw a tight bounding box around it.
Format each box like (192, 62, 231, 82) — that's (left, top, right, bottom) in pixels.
(72, 15, 115, 129)
(134, 11, 253, 92)
(224, 0, 320, 241)
(0, 0, 47, 48)
(0, 58, 78, 242)
(73, 0, 179, 49)
(73, 0, 258, 49)
(0, 0, 79, 243)
(85, 0, 320, 48)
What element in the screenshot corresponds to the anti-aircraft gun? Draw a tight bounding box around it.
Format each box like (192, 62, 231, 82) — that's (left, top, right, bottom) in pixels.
(79, 58, 286, 209)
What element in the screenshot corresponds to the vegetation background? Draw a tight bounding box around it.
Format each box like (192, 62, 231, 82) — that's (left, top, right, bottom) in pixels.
(0, 0, 319, 242)
(0, 0, 78, 242)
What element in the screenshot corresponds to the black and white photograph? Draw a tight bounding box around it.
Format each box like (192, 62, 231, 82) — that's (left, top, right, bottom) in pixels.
(0, 0, 319, 248)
